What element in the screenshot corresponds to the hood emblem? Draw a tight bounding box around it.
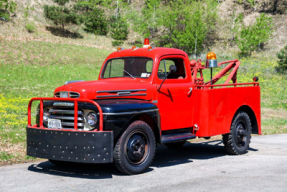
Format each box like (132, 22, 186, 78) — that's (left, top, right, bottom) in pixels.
(65, 80, 84, 85)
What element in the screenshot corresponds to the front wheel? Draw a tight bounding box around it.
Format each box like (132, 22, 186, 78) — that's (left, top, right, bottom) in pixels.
(223, 111, 251, 155)
(113, 120, 156, 175)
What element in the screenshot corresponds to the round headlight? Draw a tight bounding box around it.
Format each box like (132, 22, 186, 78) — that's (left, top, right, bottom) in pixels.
(87, 113, 97, 127)
(43, 110, 49, 122)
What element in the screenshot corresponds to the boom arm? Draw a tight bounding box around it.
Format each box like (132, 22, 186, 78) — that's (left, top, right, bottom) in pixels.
(191, 60, 241, 87)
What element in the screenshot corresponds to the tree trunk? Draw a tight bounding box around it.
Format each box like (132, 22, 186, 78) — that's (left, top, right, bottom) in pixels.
(62, 23, 65, 37)
(153, 5, 155, 36)
(116, 0, 118, 19)
(194, 33, 197, 58)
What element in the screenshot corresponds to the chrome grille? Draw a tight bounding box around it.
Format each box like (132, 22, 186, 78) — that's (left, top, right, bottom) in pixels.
(54, 91, 80, 98)
(48, 108, 85, 130)
(70, 92, 80, 98)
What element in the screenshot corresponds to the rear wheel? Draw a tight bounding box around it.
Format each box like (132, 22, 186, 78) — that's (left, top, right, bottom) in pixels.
(113, 120, 156, 175)
(223, 111, 251, 155)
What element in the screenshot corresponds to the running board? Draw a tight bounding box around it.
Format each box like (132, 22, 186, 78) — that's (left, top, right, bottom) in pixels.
(161, 132, 196, 144)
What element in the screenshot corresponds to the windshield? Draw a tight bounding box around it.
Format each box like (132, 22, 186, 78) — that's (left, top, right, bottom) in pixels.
(102, 57, 153, 79)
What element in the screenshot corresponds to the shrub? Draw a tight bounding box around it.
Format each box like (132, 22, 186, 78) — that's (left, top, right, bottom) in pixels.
(110, 15, 128, 40)
(0, 0, 17, 21)
(112, 40, 123, 47)
(25, 22, 36, 33)
(129, 0, 218, 54)
(54, 0, 69, 6)
(235, 13, 273, 55)
(134, 39, 143, 48)
(277, 45, 287, 71)
(44, 5, 81, 29)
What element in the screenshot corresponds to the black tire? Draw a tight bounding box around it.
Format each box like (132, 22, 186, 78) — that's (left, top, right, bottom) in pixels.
(223, 111, 251, 155)
(113, 120, 156, 175)
(164, 141, 186, 149)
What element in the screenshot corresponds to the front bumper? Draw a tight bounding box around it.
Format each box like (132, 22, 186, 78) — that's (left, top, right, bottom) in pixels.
(26, 127, 113, 163)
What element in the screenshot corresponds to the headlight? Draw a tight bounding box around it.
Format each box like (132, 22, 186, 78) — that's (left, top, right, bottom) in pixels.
(87, 113, 97, 127)
(43, 110, 49, 122)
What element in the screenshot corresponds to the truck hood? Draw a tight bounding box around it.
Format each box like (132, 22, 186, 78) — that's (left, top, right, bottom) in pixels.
(54, 78, 154, 100)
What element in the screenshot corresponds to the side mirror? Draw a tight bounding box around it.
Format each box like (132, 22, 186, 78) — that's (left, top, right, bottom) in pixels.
(157, 65, 177, 91)
(169, 65, 177, 74)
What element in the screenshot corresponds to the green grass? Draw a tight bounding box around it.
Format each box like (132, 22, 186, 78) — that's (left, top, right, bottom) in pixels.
(0, 39, 287, 164)
(261, 118, 287, 135)
(0, 152, 14, 162)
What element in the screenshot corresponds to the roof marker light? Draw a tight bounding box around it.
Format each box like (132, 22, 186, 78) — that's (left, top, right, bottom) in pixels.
(148, 46, 154, 51)
(117, 47, 124, 52)
(132, 46, 139, 50)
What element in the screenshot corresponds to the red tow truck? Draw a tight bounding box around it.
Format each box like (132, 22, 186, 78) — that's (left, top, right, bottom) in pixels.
(27, 39, 261, 174)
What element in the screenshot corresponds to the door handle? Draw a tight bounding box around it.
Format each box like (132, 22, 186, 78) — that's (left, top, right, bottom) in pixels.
(188, 87, 193, 95)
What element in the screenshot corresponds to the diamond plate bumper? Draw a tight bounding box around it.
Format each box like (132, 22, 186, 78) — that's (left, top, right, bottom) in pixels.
(26, 127, 113, 163)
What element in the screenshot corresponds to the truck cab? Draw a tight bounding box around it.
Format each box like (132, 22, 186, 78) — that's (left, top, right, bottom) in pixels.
(27, 42, 261, 175)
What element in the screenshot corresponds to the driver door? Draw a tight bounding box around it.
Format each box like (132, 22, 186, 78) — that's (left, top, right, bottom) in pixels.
(155, 56, 194, 131)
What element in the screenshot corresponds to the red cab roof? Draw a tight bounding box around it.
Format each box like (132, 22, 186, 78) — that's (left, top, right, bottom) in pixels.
(105, 47, 189, 61)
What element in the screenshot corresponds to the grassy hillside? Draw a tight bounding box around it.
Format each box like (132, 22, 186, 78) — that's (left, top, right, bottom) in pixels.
(0, 39, 287, 164)
(1, 0, 286, 54)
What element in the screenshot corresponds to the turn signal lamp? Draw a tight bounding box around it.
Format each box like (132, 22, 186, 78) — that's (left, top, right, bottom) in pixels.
(205, 52, 218, 68)
(143, 38, 150, 48)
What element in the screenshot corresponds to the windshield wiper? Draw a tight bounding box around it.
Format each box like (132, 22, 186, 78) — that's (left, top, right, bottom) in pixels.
(123, 70, 135, 79)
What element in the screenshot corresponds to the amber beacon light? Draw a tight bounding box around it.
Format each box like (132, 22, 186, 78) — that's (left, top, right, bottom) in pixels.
(205, 52, 218, 68)
(205, 52, 218, 86)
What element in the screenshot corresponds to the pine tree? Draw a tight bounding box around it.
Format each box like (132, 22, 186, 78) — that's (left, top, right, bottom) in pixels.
(110, 15, 128, 46)
(74, 1, 108, 35)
